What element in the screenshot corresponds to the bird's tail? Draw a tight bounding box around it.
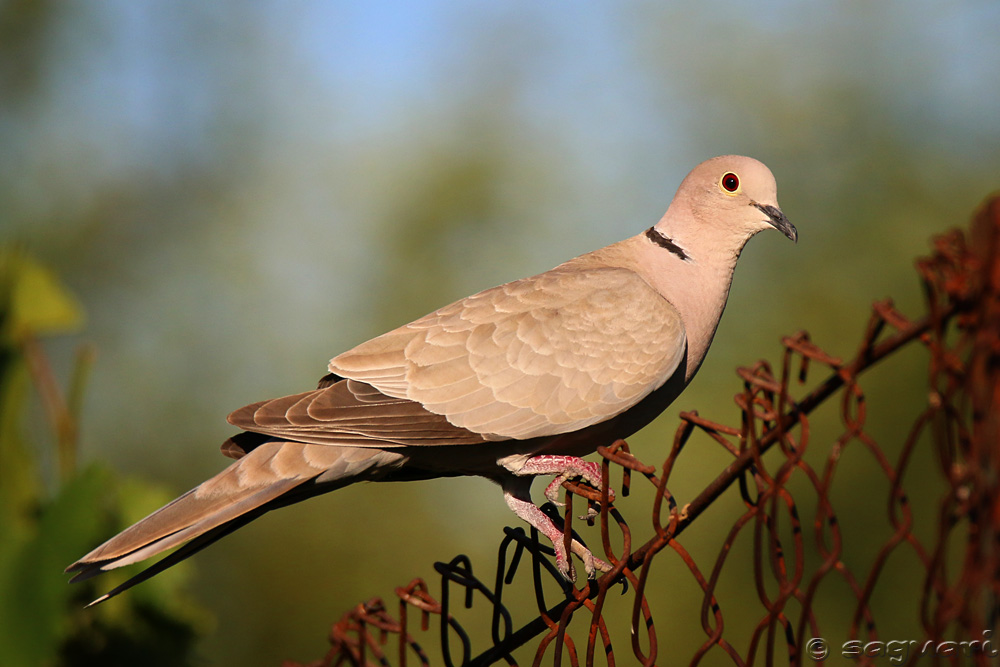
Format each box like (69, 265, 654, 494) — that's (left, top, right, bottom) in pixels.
(65, 440, 402, 605)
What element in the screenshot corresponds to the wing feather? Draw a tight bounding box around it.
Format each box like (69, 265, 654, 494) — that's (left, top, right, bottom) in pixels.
(228, 380, 489, 447)
(228, 263, 685, 447)
(328, 264, 686, 441)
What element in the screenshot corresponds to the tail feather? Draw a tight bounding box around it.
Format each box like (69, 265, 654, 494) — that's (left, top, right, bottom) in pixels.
(67, 440, 403, 603)
(68, 477, 302, 582)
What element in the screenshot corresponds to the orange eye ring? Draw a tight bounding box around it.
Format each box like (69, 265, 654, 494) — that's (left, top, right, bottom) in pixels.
(721, 172, 740, 192)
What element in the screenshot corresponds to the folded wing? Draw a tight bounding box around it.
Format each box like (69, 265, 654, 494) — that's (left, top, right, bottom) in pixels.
(327, 265, 686, 442)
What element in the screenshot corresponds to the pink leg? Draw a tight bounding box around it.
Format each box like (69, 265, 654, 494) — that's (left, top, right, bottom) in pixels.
(502, 462, 613, 581)
(504, 485, 575, 577)
(514, 455, 614, 505)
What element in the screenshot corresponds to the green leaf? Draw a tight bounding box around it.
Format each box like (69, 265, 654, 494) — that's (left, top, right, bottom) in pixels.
(0, 357, 41, 526)
(0, 248, 84, 344)
(0, 465, 111, 666)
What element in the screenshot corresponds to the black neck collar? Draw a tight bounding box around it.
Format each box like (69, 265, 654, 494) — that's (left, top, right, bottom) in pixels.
(645, 227, 690, 261)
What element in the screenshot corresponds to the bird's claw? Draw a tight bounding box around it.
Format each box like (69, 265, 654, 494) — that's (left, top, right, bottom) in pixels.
(552, 539, 612, 582)
(580, 551, 612, 579)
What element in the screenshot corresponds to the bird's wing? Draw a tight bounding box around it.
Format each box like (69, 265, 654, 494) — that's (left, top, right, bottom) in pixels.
(324, 264, 687, 442)
(227, 377, 490, 447)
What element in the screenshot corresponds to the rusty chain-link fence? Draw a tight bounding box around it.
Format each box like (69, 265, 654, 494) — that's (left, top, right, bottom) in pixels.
(286, 196, 1000, 667)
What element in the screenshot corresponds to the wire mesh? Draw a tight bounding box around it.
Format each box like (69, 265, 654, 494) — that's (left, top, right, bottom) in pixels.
(284, 195, 1000, 667)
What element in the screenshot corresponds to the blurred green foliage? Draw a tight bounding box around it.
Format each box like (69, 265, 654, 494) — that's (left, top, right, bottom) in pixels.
(0, 249, 209, 666)
(0, 1, 997, 664)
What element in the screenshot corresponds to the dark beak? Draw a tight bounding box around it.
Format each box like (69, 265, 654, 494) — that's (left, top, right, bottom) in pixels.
(752, 201, 797, 243)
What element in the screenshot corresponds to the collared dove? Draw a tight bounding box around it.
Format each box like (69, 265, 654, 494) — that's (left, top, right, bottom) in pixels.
(67, 155, 795, 603)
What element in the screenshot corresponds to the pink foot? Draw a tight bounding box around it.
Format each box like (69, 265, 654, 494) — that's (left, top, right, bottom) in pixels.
(503, 487, 611, 580)
(501, 457, 615, 581)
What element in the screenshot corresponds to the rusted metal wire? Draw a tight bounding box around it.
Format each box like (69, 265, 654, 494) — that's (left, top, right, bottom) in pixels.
(285, 196, 1000, 667)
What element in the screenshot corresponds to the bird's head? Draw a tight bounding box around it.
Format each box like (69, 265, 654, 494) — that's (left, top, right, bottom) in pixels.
(653, 155, 796, 259)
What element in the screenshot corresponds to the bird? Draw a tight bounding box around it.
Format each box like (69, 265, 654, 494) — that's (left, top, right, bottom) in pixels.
(67, 155, 796, 604)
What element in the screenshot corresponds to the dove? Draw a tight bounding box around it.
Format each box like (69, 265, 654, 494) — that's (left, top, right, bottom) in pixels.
(67, 155, 796, 603)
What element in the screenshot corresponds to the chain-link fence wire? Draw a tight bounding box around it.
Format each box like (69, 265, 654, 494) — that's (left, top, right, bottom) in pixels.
(284, 195, 1000, 667)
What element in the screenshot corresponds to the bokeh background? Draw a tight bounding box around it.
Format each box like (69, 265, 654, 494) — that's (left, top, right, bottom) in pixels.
(2, 1, 1000, 665)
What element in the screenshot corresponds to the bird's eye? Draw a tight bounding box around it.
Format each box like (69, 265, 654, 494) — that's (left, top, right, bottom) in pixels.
(721, 172, 740, 193)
